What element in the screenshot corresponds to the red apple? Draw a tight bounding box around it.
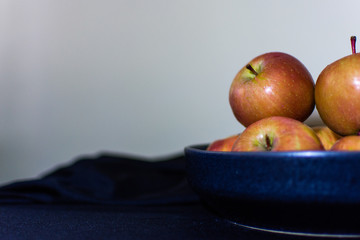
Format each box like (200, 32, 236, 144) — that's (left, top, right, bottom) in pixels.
(207, 134, 239, 151)
(232, 116, 324, 152)
(331, 135, 360, 151)
(315, 36, 360, 136)
(229, 52, 315, 127)
(312, 125, 342, 150)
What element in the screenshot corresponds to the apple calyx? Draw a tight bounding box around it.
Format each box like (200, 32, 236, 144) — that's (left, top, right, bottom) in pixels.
(351, 36, 356, 54)
(246, 64, 258, 76)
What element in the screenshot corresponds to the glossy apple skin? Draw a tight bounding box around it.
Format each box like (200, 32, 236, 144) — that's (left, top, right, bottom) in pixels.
(232, 116, 324, 152)
(229, 52, 315, 127)
(207, 134, 239, 151)
(315, 53, 360, 136)
(312, 126, 342, 150)
(331, 136, 360, 151)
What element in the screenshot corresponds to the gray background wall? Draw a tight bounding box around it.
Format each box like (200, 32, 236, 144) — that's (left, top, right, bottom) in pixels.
(0, 0, 358, 185)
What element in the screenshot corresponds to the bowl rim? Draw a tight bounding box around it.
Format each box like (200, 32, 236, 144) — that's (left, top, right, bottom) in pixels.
(185, 143, 360, 158)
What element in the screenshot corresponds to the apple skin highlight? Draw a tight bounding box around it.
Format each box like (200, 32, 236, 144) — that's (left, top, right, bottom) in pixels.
(206, 134, 239, 151)
(229, 52, 315, 127)
(315, 36, 360, 136)
(331, 135, 360, 151)
(232, 116, 324, 152)
(312, 126, 342, 150)
(315, 53, 360, 136)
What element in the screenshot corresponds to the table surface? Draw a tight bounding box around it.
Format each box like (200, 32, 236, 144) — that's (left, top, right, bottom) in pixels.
(1, 203, 327, 240)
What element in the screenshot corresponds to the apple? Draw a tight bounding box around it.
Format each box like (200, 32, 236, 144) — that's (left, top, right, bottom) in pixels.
(315, 36, 360, 136)
(232, 116, 324, 152)
(331, 135, 360, 151)
(229, 52, 315, 127)
(312, 125, 342, 150)
(207, 134, 239, 151)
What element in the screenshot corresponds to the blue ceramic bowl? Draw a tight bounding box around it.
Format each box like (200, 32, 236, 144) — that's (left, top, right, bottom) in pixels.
(185, 144, 360, 236)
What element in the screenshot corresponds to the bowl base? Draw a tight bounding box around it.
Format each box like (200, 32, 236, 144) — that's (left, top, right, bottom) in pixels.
(202, 196, 360, 236)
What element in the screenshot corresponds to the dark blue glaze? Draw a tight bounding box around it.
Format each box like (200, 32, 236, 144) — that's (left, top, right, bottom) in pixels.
(185, 144, 360, 235)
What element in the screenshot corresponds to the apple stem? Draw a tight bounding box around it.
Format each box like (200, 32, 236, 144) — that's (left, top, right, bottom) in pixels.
(351, 36, 356, 54)
(265, 135, 272, 151)
(246, 64, 258, 76)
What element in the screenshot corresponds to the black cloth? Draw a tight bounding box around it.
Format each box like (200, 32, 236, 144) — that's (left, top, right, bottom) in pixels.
(0, 152, 339, 239)
(0, 153, 197, 205)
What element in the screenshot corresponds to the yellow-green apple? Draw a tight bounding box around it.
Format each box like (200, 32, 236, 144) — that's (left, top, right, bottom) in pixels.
(312, 125, 342, 150)
(229, 52, 315, 127)
(331, 135, 360, 151)
(207, 134, 239, 151)
(232, 116, 324, 152)
(315, 36, 360, 136)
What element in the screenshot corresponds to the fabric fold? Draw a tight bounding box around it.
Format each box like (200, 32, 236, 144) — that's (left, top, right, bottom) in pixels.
(0, 152, 199, 205)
